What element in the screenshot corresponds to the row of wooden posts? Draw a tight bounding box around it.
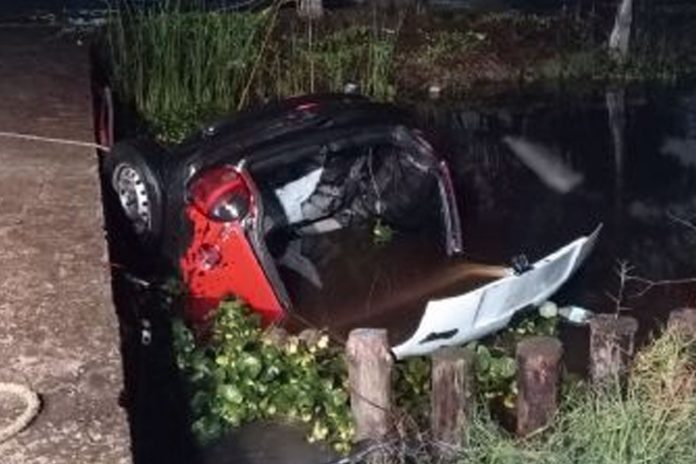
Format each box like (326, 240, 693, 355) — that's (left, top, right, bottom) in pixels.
(344, 308, 696, 456)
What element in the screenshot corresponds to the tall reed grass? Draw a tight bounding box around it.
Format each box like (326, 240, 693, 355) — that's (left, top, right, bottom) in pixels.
(107, 1, 271, 139)
(262, 20, 399, 101)
(106, 2, 400, 141)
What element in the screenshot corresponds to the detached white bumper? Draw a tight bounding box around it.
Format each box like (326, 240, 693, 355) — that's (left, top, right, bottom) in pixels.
(391, 226, 602, 359)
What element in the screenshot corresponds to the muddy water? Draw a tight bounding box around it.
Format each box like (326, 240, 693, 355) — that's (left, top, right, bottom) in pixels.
(419, 83, 696, 371)
(276, 225, 505, 345)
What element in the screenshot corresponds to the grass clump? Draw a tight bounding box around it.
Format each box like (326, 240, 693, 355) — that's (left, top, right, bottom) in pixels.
(265, 21, 399, 101)
(459, 327, 696, 464)
(105, 3, 400, 141)
(105, 3, 696, 142)
(106, 2, 272, 141)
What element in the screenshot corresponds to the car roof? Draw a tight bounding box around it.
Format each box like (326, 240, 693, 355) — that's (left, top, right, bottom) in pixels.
(172, 94, 414, 168)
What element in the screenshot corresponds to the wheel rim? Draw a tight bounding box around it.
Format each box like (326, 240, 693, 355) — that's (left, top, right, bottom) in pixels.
(112, 163, 151, 235)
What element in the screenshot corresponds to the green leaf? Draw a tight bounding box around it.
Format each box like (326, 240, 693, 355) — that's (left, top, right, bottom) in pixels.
(218, 384, 244, 405)
(477, 344, 492, 371)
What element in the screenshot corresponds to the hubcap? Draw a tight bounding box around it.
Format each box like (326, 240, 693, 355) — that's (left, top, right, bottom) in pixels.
(112, 163, 151, 235)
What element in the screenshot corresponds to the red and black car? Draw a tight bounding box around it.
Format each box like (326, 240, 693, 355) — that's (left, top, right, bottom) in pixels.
(103, 94, 599, 358)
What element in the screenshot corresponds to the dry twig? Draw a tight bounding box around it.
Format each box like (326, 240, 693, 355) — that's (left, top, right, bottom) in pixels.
(605, 260, 634, 315)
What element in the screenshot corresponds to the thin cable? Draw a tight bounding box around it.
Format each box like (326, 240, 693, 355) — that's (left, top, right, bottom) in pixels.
(0, 131, 110, 152)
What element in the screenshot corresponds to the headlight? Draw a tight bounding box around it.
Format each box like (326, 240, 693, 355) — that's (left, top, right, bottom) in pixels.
(188, 166, 251, 222)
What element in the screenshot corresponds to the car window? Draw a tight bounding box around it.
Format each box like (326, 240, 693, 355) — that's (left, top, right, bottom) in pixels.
(255, 142, 442, 237)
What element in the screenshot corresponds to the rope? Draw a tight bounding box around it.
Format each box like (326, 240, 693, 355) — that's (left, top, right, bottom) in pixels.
(0, 382, 41, 444)
(0, 131, 110, 152)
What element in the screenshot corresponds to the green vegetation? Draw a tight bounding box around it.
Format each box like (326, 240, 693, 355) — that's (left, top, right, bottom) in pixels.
(421, 30, 487, 65)
(173, 299, 354, 453)
(172, 298, 560, 454)
(106, 3, 399, 141)
(459, 328, 696, 464)
(535, 47, 684, 85)
(107, 3, 270, 141)
(472, 311, 557, 409)
(372, 218, 395, 245)
(261, 20, 399, 103)
(172, 298, 696, 463)
(105, 3, 696, 141)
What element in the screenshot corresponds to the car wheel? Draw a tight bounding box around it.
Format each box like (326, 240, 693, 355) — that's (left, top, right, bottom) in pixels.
(103, 141, 164, 247)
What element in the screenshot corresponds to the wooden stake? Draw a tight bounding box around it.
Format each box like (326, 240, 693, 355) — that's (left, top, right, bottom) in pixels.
(346, 329, 393, 443)
(668, 308, 696, 338)
(298, 328, 322, 346)
(516, 336, 563, 437)
(609, 0, 633, 61)
(298, 0, 323, 19)
(589, 314, 638, 386)
(431, 347, 475, 457)
(263, 326, 288, 348)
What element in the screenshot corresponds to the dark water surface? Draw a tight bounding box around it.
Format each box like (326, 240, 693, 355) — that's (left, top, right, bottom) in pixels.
(419, 83, 696, 370)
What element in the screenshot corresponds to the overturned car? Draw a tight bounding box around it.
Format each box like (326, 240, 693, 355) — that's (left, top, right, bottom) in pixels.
(104, 94, 599, 359)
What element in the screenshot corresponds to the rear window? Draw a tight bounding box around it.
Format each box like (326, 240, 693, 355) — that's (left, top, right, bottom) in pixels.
(253, 143, 442, 238)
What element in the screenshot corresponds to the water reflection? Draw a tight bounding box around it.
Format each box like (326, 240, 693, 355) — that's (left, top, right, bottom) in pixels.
(419, 85, 696, 339)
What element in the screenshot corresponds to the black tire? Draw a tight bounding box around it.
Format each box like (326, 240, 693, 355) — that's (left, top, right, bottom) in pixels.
(102, 140, 167, 249)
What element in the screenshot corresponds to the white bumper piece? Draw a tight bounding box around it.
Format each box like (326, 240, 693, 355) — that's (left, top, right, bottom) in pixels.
(391, 225, 602, 359)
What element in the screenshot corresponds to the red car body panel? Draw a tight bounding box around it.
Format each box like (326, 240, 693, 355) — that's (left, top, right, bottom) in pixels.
(179, 205, 284, 325)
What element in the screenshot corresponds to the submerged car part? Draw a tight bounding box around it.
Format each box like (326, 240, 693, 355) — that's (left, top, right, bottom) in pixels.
(558, 305, 596, 326)
(391, 225, 601, 358)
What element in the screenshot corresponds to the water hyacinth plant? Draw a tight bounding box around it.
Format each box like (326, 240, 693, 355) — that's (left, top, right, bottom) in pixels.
(172, 299, 354, 453)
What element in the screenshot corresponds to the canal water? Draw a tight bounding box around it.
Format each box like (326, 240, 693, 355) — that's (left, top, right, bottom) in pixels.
(421, 82, 696, 370)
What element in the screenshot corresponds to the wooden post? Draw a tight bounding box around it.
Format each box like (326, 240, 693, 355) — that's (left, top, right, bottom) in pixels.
(298, 0, 323, 19)
(431, 347, 475, 457)
(298, 328, 322, 346)
(516, 336, 563, 437)
(609, 0, 633, 61)
(589, 314, 638, 386)
(668, 308, 696, 338)
(263, 326, 288, 348)
(346, 329, 393, 444)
